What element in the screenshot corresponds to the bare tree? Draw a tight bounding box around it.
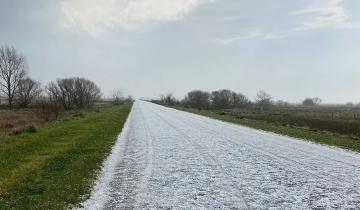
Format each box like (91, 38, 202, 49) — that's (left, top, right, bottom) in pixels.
(160, 93, 177, 106)
(232, 93, 251, 108)
(46, 77, 101, 110)
(276, 100, 290, 107)
(255, 90, 273, 110)
(58, 78, 76, 110)
(346, 102, 354, 107)
(211, 89, 250, 109)
(36, 96, 62, 121)
(312, 97, 322, 105)
(15, 78, 42, 108)
(303, 98, 314, 106)
(184, 90, 211, 109)
(46, 81, 61, 104)
(302, 97, 322, 106)
(73, 77, 101, 109)
(46, 79, 73, 110)
(211, 89, 234, 109)
(124, 95, 134, 103)
(0, 46, 27, 109)
(112, 89, 124, 104)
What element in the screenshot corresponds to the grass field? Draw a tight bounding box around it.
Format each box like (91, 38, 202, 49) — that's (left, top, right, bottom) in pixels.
(177, 107, 360, 153)
(220, 106, 360, 137)
(0, 104, 132, 210)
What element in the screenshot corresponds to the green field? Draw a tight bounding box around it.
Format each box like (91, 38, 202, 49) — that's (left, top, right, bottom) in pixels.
(0, 104, 132, 210)
(177, 107, 360, 153)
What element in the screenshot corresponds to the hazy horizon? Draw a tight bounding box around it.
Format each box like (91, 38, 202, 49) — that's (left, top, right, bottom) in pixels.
(1, 0, 360, 103)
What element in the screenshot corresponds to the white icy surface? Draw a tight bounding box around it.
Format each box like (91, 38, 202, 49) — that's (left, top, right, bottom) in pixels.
(81, 100, 360, 209)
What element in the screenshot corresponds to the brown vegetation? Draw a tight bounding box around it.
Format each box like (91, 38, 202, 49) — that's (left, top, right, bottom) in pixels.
(214, 106, 360, 138)
(0, 109, 44, 135)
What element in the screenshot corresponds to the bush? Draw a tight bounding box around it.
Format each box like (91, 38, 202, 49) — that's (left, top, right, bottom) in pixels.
(36, 98, 62, 121)
(10, 124, 36, 135)
(24, 124, 37, 133)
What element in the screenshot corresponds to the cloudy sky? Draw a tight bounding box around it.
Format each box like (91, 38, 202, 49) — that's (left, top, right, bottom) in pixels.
(1, 0, 360, 103)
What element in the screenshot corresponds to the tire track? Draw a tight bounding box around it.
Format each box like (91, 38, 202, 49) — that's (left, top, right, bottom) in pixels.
(161, 106, 360, 183)
(83, 101, 360, 209)
(148, 108, 250, 209)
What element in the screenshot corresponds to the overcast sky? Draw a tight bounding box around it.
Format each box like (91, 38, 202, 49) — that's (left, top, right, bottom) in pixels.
(1, 0, 360, 103)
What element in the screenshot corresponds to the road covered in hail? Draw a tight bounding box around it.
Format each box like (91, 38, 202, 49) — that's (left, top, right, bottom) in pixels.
(81, 101, 360, 209)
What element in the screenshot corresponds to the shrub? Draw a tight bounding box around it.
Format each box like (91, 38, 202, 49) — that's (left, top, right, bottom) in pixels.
(24, 124, 37, 133)
(36, 97, 62, 121)
(10, 124, 37, 135)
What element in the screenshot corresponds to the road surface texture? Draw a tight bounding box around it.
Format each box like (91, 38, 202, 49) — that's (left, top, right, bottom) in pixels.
(81, 101, 360, 209)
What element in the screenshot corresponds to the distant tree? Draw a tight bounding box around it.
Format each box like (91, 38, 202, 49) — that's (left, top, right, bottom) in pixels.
(36, 96, 62, 121)
(46, 79, 74, 110)
(160, 93, 177, 106)
(255, 90, 273, 110)
(302, 98, 314, 106)
(302, 97, 322, 106)
(73, 78, 101, 109)
(112, 89, 124, 104)
(276, 100, 290, 107)
(15, 78, 42, 108)
(232, 93, 251, 108)
(210, 89, 251, 110)
(46, 77, 101, 110)
(0, 46, 27, 109)
(346, 102, 354, 107)
(46, 81, 62, 105)
(184, 90, 211, 109)
(211, 89, 234, 109)
(312, 97, 322, 105)
(124, 95, 134, 103)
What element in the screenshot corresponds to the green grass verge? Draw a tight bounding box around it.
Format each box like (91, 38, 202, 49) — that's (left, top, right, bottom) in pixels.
(176, 107, 360, 152)
(0, 104, 132, 210)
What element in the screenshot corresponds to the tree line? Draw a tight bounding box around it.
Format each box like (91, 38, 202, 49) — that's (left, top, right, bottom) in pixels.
(156, 90, 324, 110)
(0, 46, 101, 110)
(155, 89, 272, 110)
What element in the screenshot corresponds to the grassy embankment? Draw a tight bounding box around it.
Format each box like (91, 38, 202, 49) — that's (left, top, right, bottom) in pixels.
(176, 107, 360, 152)
(0, 104, 131, 209)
